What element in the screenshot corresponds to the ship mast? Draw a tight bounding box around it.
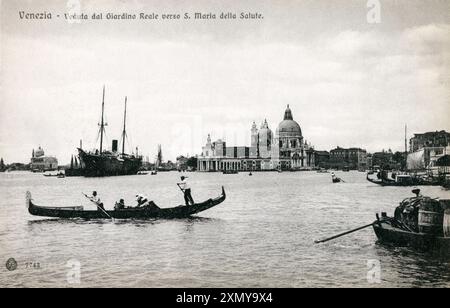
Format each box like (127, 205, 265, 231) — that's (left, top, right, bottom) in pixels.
(121, 97, 127, 155)
(404, 124, 407, 171)
(404, 124, 407, 153)
(99, 86, 107, 154)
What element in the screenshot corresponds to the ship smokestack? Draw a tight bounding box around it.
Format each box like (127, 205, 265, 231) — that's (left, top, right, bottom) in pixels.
(112, 140, 118, 152)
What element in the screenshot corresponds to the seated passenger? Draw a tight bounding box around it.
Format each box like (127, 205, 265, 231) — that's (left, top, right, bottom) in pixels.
(114, 199, 125, 210)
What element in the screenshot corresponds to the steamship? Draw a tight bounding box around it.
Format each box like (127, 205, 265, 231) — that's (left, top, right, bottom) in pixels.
(78, 87, 142, 177)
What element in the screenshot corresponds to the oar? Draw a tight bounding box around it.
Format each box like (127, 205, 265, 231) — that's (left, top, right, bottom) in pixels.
(314, 222, 375, 244)
(340, 178, 346, 183)
(176, 183, 184, 194)
(83, 193, 113, 220)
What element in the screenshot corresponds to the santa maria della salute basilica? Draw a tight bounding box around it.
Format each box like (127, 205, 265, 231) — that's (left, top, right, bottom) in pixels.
(198, 105, 316, 172)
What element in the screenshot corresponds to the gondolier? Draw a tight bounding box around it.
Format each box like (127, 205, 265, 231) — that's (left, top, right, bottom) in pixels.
(178, 176, 194, 206)
(87, 191, 104, 210)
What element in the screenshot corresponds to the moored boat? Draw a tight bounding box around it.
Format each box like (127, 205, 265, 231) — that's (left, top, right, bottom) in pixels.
(366, 173, 441, 186)
(373, 190, 450, 254)
(78, 88, 142, 177)
(26, 187, 226, 220)
(373, 219, 450, 254)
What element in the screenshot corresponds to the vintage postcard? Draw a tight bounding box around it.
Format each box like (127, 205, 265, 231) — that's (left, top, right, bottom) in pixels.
(0, 0, 449, 292)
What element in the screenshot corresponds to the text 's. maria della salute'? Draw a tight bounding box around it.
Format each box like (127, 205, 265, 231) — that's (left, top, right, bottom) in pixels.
(198, 105, 316, 172)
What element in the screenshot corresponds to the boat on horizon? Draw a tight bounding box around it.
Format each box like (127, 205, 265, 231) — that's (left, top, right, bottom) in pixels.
(78, 87, 142, 177)
(366, 173, 442, 186)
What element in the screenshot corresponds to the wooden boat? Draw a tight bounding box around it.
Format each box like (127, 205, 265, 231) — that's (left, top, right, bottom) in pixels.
(373, 215, 450, 254)
(26, 187, 226, 219)
(43, 173, 59, 177)
(366, 174, 440, 186)
(332, 178, 341, 183)
(373, 191, 450, 254)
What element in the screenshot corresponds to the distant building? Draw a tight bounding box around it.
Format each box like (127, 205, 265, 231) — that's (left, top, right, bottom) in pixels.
(407, 130, 450, 174)
(329, 147, 367, 170)
(30, 146, 58, 172)
(409, 130, 450, 152)
(198, 105, 315, 171)
(372, 150, 394, 169)
(313, 151, 330, 168)
(407, 146, 450, 173)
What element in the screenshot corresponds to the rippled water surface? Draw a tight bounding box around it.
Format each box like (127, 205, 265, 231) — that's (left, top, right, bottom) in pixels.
(1, 171, 449, 287)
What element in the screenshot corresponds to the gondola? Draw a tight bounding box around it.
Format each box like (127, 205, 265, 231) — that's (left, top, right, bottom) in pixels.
(26, 187, 226, 220)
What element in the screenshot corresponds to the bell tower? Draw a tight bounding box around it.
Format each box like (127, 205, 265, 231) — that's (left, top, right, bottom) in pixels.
(250, 121, 259, 158)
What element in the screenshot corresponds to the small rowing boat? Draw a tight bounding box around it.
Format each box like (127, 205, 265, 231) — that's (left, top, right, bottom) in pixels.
(26, 187, 226, 219)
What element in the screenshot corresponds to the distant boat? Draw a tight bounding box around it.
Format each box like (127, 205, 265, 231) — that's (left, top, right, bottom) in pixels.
(366, 173, 441, 186)
(78, 88, 142, 177)
(137, 171, 148, 175)
(223, 170, 238, 174)
(43, 173, 58, 177)
(317, 168, 329, 173)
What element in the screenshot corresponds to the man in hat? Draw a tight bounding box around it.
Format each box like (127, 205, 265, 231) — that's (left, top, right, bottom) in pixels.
(177, 176, 194, 206)
(86, 191, 104, 210)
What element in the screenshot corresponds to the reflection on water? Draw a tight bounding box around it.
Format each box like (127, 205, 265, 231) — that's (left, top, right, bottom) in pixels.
(1, 171, 449, 287)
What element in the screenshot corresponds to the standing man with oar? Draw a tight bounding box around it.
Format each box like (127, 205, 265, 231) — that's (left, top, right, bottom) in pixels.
(83, 191, 113, 220)
(177, 176, 194, 206)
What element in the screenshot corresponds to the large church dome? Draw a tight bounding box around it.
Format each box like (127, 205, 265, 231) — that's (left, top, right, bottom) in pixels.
(277, 105, 302, 136)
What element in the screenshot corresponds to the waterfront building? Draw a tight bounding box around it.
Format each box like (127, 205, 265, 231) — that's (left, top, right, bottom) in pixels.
(197, 105, 315, 172)
(409, 130, 450, 152)
(313, 151, 330, 168)
(407, 145, 450, 174)
(407, 130, 450, 174)
(372, 150, 394, 169)
(328, 147, 367, 170)
(30, 146, 58, 172)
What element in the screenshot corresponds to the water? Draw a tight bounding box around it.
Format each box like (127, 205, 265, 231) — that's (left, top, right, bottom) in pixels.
(1, 171, 449, 288)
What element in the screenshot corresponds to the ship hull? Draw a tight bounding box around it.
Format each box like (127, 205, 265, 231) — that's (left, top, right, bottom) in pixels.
(78, 149, 142, 177)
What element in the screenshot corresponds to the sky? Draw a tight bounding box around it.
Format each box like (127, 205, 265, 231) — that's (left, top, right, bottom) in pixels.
(0, 0, 449, 164)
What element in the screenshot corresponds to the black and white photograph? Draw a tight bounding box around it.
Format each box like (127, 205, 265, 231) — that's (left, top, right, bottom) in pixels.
(0, 0, 449, 292)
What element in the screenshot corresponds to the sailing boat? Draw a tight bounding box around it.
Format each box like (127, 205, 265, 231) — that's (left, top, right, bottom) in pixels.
(77, 87, 142, 177)
(151, 145, 162, 175)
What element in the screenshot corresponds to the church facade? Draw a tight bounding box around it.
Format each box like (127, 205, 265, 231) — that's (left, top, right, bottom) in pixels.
(197, 105, 315, 172)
